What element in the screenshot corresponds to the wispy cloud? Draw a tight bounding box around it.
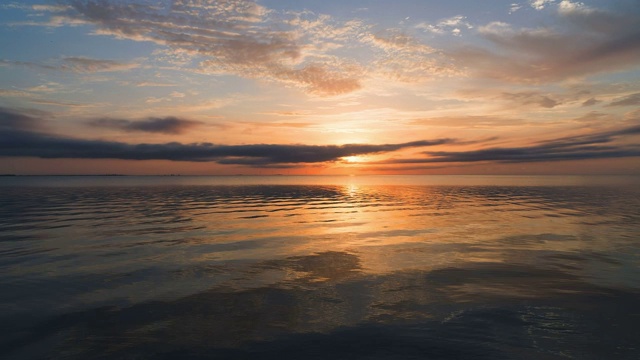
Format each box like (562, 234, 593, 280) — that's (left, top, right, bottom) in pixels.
(0, 88, 32, 98)
(453, 3, 640, 83)
(241, 121, 314, 129)
(501, 91, 560, 108)
(30, 99, 95, 108)
(134, 81, 176, 87)
(259, 111, 311, 117)
(582, 98, 599, 107)
(31, 1, 364, 96)
(61, 57, 139, 73)
(17, 0, 638, 94)
(364, 29, 458, 82)
(452, 86, 577, 111)
(509, 3, 523, 14)
(416, 15, 473, 36)
(410, 115, 531, 129)
(0, 59, 58, 71)
(606, 93, 640, 107)
(530, 0, 555, 10)
(1, 57, 138, 73)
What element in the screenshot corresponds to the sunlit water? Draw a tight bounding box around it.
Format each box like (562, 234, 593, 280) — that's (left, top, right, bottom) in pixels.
(1, 175, 639, 359)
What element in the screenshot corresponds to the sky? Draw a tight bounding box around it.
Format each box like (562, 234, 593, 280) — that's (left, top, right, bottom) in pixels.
(0, 0, 639, 175)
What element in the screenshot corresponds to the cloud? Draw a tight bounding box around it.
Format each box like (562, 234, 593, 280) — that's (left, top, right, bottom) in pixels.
(10, 0, 640, 95)
(367, 30, 425, 51)
(0, 108, 455, 166)
(241, 121, 314, 128)
(509, 4, 523, 13)
(571, 111, 616, 123)
(134, 81, 176, 87)
(0, 59, 58, 71)
(284, 12, 366, 48)
(624, 109, 640, 122)
(0, 87, 95, 109)
(0, 89, 32, 98)
(25, 83, 63, 93)
(30, 99, 94, 108)
(416, 15, 473, 36)
(34, 1, 363, 96)
(61, 57, 138, 73)
(557, 0, 587, 14)
(501, 91, 560, 108)
(582, 97, 599, 107)
(454, 86, 570, 110)
(606, 93, 640, 107)
(364, 29, 458, 82)
(453, 2, 640, 83)
(31, 1, 460, 91)
(31, 5, 70, 12)
(0, 107, 45, 131)
(88, 117, 202, 134)
(530, 0, 555, 10)
(1, 57, 138, 73)
(271, 63, 362, 96)
(259, 111, 310, 117)
(381, 125, 640, 165)
(410, 115, 532, 129)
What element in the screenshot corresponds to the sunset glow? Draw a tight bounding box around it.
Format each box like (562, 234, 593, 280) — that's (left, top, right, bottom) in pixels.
(1, 0, 639, 175)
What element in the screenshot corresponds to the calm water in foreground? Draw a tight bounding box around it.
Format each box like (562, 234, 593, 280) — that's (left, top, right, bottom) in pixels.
(1, 175, 639, 359)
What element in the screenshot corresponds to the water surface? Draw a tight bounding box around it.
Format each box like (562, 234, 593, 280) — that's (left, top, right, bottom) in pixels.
(1, 175, 639, 359)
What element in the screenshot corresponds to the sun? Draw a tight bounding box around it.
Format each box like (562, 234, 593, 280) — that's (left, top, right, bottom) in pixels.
(342, 155, 363, 163)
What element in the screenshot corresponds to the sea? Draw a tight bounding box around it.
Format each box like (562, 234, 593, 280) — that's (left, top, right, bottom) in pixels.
(1, 175, 639, 359)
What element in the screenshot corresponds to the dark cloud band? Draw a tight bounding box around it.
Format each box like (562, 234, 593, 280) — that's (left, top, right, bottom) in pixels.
(0, 130, 453, 165)
(381, 125, 640, 165)
(0, 107, 454, 165)
(88, 117, 202, 134)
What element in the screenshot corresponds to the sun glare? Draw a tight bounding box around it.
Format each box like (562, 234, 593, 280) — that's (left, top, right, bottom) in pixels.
(343, 155, 363, 163)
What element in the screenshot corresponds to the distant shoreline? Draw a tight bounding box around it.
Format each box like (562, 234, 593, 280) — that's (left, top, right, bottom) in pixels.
(1, 174, 638, 177)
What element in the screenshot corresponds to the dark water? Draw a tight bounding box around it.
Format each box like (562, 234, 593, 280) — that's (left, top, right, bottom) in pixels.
(1, 176, 639, 359)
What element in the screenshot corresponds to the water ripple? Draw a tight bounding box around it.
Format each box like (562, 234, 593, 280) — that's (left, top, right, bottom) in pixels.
(1, 180, 639, 359)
